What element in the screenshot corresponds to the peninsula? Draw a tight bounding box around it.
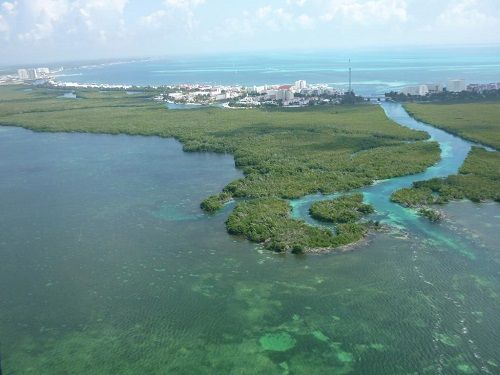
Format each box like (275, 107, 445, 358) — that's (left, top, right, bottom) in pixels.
(0, 84, 440, 253)
(1, 83, 499, 252)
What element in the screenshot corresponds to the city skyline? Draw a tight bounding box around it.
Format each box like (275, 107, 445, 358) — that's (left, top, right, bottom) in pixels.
(1, 0, 500, 65)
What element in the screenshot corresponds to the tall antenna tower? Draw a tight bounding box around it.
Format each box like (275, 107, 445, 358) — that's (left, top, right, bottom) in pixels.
(348, 58, 352, 93)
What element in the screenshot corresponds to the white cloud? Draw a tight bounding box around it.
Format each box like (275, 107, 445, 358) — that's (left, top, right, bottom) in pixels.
(437, 0, 495, 27)
(165, 0, 205, 8)
(286, 0, 308, 6)
(75, 0, 128, 34)
(78, 0, 128, 14)
(10, 0, 130, 43)
(1, 0, 500, 64)
(0, 13, 8, 33)
(17, 0, 69, 41)
(322, 0, 408, 25)
(297, 13, 314, 29)
(256, 5, 272, 19)
(1, 1, 17, 14)
(251, 6, 315, 31)
(142, 0, 205, 31)
(140, 9, 168, 28)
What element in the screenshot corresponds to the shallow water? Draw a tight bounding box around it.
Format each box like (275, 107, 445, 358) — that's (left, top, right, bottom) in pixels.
(56, 92, 77, 99)
(293, 102, 494, 259)
(0, 109, 499, 374)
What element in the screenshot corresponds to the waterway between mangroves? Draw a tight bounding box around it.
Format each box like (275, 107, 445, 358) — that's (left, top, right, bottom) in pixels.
(0, 103, 499, 374)
(293, 101, 495, 260)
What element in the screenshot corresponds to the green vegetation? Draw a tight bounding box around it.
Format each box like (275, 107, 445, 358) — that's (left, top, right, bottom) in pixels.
(392, 101, 500, 214)
(0, 85, 441, 251)
(418, 207, 443, 222)
(200, 192, 232, 213)
(309, 194, 374, 223)
(225, 198, 367, 253)
(386, 88, 500, 104)
(405, 102, 500, 150)
(392, 147, 500, 206)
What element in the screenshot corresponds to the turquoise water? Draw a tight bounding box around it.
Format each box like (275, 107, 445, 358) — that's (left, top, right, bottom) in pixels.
(56, 46, 500, 95)
(292, 102, 494, 259)
(0, 105, 499, 373)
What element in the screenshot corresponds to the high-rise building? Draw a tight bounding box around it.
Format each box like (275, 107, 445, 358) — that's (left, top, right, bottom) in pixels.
(276, 89, 294, 101)
(348, 59, 352, 93)
(37, 67, 50, 75)
(448, 79, 466, 93)
(18, 68, 39, 80)
(426, 83, 443, 94)
(17, 69, 29, 80)
(26, 68, 39, 80)
(294, 80, 307, 90)
(401, 85, 429, 96)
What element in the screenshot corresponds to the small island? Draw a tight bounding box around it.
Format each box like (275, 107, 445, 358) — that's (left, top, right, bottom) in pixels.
(225, 196, 375, 254)
(309, 194, 374, 223)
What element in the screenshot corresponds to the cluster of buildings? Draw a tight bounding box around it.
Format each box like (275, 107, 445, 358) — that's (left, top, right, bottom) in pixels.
(400, 84, 442, 96)
(0, 66, 61, 85)
(400, 79, 500, 96)
(156, 80, 344, 107)
(466, 82, 500, 93)
(17, 67, 52, 81)
(47, 80, 134, 90)
(400, 79, 463, 96)
(160, 83, 245, 104)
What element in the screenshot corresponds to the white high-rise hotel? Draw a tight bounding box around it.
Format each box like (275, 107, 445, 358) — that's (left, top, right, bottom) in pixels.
(17, 67, 50, 80)
(448, 79, 466, 93)
(294, 80, 307, 90)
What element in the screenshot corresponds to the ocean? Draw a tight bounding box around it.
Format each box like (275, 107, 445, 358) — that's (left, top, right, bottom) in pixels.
(55, 45, 500, 95)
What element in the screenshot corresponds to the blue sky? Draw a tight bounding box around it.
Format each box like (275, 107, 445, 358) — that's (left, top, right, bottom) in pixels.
(1, 0, 500, 64)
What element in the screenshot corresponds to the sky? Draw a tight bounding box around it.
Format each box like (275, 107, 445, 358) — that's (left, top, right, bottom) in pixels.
(1, 0, 500, 65)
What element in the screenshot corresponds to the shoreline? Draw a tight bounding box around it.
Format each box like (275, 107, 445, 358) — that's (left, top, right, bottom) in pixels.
(403, 104, 498, 151)
(1, 85, 495, 255)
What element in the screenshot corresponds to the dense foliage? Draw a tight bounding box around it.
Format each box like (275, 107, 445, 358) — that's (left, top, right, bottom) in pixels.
(225, 198, 367, 253)
(390, 102, 500, 214)
(200, 193, 232, 213)
(417, 208, 443, 222)
(392, 147, 500, 206)
(404, 102, 500, 150)
(309, 194, 374, 223)
(0, 85, 442, 251)
(385, 89, 500, 104)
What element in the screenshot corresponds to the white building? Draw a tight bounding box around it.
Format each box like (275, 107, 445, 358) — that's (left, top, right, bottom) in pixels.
(168, 92, 184, 100)
(276, 89, 294, 101)
(418, 84, 429, 96)
(294, 80, 307, 90)
(18, 68, 39, 80)
(401, 85, 429, 96)
(265, 89, 278, 100)
(17, 69, 29, 80)
(426, 83, 443, 94)
(28, 68, 38, 80)
(448, 79, 466, 93)
(37, 67, 50, 76)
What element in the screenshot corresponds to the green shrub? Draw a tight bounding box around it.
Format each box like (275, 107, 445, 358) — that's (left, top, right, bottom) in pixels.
(418, 208, 442, 222)
(200, 193, 232, 213)
(309, 194, 374, 223)
(391, 147, 500, 206)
